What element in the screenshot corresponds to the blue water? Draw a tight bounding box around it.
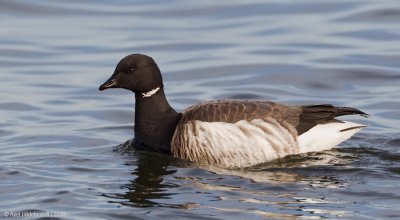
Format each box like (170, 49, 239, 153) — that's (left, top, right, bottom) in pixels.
(1, 1, 400, 219)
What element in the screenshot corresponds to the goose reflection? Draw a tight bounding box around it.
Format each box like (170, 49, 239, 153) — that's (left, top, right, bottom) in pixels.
(112, 139, 351, 214)
(113, 140, 178, 208)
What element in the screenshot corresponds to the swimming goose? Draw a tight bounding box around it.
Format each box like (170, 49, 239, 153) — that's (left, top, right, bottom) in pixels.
(99, 54, 368, 168)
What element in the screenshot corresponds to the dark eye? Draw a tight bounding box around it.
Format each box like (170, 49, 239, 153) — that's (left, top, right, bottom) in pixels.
(128, 66, 136, 73)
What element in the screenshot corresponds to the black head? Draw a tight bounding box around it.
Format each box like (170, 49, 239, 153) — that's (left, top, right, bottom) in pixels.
(99, 54, 163, 93)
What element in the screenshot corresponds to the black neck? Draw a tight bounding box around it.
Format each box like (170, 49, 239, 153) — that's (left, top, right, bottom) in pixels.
(134, 88, 180, 154)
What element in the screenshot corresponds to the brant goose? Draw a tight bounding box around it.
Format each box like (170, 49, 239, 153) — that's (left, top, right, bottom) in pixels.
(99, 54, 368, 168)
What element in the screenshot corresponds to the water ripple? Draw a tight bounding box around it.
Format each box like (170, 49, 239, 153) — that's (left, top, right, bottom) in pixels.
(0, 0, 399, 219)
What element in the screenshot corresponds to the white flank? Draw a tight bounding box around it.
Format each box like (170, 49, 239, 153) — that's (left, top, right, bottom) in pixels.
(172, 118, 366, 168)
(172, 118, 298, 168)
(298, 120, 366, 154)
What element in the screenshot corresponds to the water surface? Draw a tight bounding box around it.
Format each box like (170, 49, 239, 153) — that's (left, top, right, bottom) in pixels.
(1, 0, 400, 219)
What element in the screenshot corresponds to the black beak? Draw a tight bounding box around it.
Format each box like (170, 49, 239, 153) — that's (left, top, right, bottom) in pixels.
(99, 76, 120, 91)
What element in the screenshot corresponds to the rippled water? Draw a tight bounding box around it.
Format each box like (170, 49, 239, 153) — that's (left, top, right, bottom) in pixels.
(1, 0, 400, 219)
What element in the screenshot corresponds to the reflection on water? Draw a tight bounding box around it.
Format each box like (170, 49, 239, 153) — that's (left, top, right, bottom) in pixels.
(1, 0, 400, 219)
(107, 141, 390, 219)
(116, 150, 177, 208)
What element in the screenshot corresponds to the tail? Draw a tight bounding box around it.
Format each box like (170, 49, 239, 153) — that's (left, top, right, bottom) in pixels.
(297, 104, 369, 135)
(330, 105, 369, 118)
(302, 104, 369, 118)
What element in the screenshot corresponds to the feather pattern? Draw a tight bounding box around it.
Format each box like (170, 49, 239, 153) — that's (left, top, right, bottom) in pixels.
(179, 100, 302, 127)
(171, 100, 367, 168)
(171, 118, 298, 168)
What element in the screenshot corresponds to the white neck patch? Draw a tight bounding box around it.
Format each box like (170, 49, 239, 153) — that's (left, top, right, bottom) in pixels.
(141, 87, 161, 98)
